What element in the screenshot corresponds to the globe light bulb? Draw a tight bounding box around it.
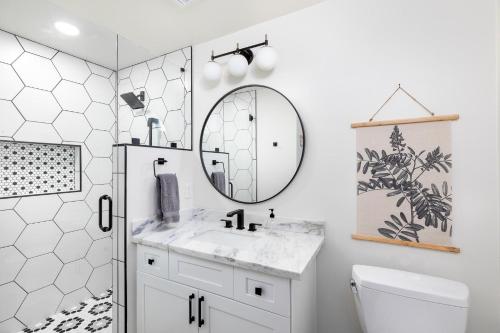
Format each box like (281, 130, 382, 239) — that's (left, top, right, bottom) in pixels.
(228, 54, 248, 77)
(255, 46, 278, 71)
(203, 61, 222, 82)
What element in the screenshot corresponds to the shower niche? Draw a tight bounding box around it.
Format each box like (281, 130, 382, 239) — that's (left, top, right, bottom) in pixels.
(0, 141, 81, 198)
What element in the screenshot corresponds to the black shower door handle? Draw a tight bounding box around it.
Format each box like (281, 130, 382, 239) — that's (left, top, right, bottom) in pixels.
(98, 194, 113, 232)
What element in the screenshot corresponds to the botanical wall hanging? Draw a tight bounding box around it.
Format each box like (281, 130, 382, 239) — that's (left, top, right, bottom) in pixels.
(351, 84, 460, 253)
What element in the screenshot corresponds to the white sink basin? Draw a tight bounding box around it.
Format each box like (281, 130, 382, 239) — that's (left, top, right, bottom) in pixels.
(193, 230, 259, 249)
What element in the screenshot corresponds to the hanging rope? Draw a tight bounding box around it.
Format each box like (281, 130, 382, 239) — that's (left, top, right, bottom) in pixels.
(369, 84, 435, 121)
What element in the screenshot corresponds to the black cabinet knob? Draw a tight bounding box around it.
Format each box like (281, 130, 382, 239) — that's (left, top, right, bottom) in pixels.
(255, 287, 263, 296)
(148, 258, 155, 265)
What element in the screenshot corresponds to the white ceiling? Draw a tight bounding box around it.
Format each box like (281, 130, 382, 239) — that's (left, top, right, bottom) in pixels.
(0, 0, 326, 68)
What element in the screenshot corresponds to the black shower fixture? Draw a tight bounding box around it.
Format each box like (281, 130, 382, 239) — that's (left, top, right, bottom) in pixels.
(210, 35, 269, 65)
(120, 91, 145, 109)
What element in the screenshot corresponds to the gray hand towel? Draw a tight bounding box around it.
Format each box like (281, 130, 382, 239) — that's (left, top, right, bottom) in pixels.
(211, 172, 226, 194)
(156, 173, 180, 223)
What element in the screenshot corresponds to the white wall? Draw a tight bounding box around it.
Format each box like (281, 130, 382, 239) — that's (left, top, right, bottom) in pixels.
(191, 0, 500, 332)
(257, 88, 300, 200)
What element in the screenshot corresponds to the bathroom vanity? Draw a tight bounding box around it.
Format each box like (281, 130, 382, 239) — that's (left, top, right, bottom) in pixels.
(132, 209, 324, 333)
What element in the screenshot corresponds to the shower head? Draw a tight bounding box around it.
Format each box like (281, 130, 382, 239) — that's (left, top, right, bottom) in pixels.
(120, 91, 145, 109)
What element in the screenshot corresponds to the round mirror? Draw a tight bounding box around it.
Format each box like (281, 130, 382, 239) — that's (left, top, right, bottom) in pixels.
(200, 85, 305, 203)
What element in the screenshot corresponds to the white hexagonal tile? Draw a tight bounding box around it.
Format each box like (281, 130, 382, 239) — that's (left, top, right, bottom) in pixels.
(181, 59, 191, 89)
(85, 103, 115, 130)
(235, 189, 252, 202)
(129, 116, 148, 143)
(147, 98, 167, 123)
(204, 132, 223, 151)
(16, 253, 62, 292)
(234, 110, 252, 130)
(17, 37, 57, 59)
(14, 122, 61, 143)
(57, 288, 92, 312)
(85, 74, 114, 104)
(86, 158, 112, 185)
(234, 150, 252, 169)
(16, 285, 62, 326)
(15, 195, 62, 223)
(58, 173, 91, 202)
(162, 50, 186, 80)
(86, 263, 111, 295)
(55, 259, 92, 293)
(129, 62, 149, 89)
(86, 238, 112, 267)
(0, 63, 23, 100)
(87, 62, 113, 78)
(0, 30, 23, 63)
(162, 79, 185, 111)
(53, 80, 91, 113)
(54, 230, 92, 263)
(0, 317, 25, 332)
(53, 111, 91, 141)
(183, 91, 191, 123)
(13, 53, 60, 90)
(13, 87, 61, 123)
(52, 53, 91, 84)
(85, 131, 113, 157)
(0, 282, 26, 322)
(15, 221, 62, 257)
(234, 170, 252, 189)
(165, 111, 185, 141)
(0, 100, 24, 137)
(85, 213, 111, 240)
(0, 247, 26, 285)
(118, 131, 131, 144)
(234, 130, 253, 149)
(145, 69, 166, 99)
(85, 184, 112, 212)
(118, 106, 133, 132)
(54, 201, 92, 232)
(223, 122, 237, 141)
(146, 55, 164, 70)
(0, 197, 19, 210)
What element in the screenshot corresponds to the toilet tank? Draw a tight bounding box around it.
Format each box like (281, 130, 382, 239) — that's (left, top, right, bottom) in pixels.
(352, 265, 469, 333)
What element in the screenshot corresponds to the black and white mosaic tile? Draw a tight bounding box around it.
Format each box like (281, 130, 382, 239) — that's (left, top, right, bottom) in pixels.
(18, 290, 112, 333)
(0, 141, 80, 198)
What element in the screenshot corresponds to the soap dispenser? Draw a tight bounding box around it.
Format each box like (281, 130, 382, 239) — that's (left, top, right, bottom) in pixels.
(265, 208, 275, 228)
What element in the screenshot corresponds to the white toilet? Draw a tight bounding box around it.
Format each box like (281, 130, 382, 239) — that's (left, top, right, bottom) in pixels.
(351, 265, 470, 333)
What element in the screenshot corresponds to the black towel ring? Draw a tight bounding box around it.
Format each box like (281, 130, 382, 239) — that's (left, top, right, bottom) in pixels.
(212, 160, 226, 174)
(153, 158, 168, 177)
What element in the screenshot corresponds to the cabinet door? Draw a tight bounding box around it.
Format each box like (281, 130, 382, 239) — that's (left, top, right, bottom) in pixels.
(137, 272, 198, 333)
(198, 291, 290, 333)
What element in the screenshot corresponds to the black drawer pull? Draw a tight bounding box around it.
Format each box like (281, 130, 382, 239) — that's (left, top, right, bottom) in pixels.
(255, 287, 263, 296)
(188, 294, 195, 324)
(147, 258, 154, 265)
(198, 296, 205, 327)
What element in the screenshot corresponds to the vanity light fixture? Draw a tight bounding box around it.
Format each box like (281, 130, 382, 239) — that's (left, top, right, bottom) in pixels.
(202, 35, 276, 81)
(54, 21, 80, 36)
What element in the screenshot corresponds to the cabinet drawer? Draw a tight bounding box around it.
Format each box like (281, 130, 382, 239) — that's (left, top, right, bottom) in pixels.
(169, 252, 233, 298)
(137, 245, 169, 279)
(234, 268, 290, 317)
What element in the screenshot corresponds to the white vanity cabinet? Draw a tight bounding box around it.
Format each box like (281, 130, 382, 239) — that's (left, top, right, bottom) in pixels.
(136, 245, 317, 333)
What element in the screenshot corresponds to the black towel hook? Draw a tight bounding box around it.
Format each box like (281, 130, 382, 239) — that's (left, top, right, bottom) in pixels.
(153, 158, 168, 177)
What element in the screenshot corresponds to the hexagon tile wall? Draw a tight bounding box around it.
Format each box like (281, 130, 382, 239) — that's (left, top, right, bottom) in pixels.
(117, 47, 192, 149)
(202, 90, 257, 201)
(0, 29, 115, 331)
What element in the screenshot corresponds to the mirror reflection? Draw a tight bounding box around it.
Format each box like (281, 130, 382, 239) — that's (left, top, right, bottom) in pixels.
(201, 85, 305, 203)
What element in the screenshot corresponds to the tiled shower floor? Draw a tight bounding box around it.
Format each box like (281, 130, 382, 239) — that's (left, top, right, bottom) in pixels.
(18, 290, 112, 333)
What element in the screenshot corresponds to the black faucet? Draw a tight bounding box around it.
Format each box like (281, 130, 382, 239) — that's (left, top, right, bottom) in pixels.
(227, 209, 245, 230)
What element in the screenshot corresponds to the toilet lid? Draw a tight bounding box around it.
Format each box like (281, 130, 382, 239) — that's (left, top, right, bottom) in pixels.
(352, 265, 469, 308)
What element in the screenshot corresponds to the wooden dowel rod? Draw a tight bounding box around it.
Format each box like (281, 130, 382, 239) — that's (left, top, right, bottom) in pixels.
(351, 234, 460, 253)
(351, 114, 459, 128)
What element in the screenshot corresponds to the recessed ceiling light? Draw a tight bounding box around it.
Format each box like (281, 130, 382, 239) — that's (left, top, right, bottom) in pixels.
(54, 21, 80, 36)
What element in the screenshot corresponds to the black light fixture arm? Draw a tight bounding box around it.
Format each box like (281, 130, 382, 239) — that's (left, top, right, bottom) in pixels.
(210, 35, 269, 61)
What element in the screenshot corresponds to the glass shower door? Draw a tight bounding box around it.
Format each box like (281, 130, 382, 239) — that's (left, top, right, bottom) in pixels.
(0, 1, 118, 332)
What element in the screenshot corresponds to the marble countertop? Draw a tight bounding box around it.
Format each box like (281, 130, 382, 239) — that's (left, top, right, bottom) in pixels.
(131, 209, 325, 280)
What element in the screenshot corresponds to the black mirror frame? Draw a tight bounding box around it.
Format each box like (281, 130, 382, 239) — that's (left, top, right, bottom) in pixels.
(199, 84, 306, 204)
